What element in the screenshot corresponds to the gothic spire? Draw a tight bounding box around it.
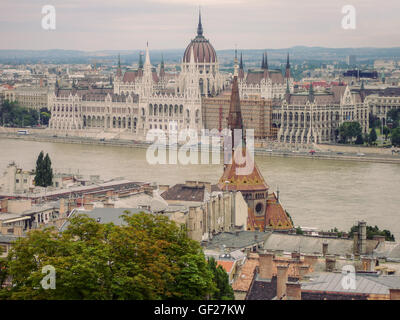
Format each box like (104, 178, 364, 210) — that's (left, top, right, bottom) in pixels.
(138, 52, 143, 69)
(239, 52, 243, 69)
(117, 53, 122, 77)
(264, 52, 268, 70)
(228, 76, 244, 148)
(261, 54, 265, 69)
(144, 42, 151, 67)
(197, 8, 203, 37)
(160, 53, 165, 78)
(285, 53, 291, 78)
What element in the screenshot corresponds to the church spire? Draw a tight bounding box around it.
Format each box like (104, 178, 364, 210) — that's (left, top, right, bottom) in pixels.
(138, 52, 143, 69)
(261, 54, 265, 69)
(285, 53, 291, 78)
(117, 53, 122, 77)
(144, 42, 151, 67)
(160, 53, 165, 78)
(264, 52, 268, 70)
(228, 76, 244, 148)
(197, 8, 203, 37)
(239, 52, 243, 69)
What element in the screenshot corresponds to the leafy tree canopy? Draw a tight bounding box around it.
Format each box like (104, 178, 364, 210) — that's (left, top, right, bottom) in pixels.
(0, 212, 221, 300)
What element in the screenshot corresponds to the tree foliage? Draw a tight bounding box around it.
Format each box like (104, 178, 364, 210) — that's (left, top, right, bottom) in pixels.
(0, 212, 219, 300)
(387, 109, 400, 129)
(368, 128, 377, 145)
(34, 151, 53, 187)
(339, 121, 362, 144)
(0, 100, 47, 127)
(349, 224, 395, 242)
(391, 128, 400, 147)
(207, 258, 234, 300)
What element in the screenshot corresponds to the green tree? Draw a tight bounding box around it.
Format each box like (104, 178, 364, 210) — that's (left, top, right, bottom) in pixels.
(339, 122, 362, 144)
(34, 151, 45, 187)
(34, 152, 53, 187)
(391, 128, 400, 147)
(349, 224, 395, 242)
(369, 128, 377, 145)
(355, 134, 364, 145)
(387, 109, 400, 128)
(43, 153, 53, 187)
(383, 126, 390, 140)
(0, 212, 216, 300)
(207, 258, 234, 300)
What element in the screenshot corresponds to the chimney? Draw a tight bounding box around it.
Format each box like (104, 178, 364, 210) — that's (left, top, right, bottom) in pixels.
(259, 252, 275, 279)
(322, 242, 328, 256)
(390, 289, 400, 300)
(325, 256, 336, 272)
(361, 256, 375, 272)
(286, 281, 301, 300)
(304, 254, 318, 266)
(276, 264, 289, 299)
(298, 265, 310, 280)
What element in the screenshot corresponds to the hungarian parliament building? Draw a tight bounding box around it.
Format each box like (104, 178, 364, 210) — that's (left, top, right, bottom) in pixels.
(48, 12, 371, 145)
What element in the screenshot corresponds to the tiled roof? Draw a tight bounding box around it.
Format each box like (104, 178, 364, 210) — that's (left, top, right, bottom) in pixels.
(232, 255, 259, 292)
(301, 272, 400, 295)
(217, 260, 235, 274)
(161, 184, 206, 203)
(217, 149, 269, 192)
(245, 70, 284, 85)
(265, 193, 293, 230)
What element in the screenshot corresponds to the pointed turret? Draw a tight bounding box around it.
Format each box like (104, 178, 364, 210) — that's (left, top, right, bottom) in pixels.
(233, 48, 239, 77)
(262, 52, 268, 70)
(227, 76, 244, 148)
(238, 52, 245, 79)
(160, 53, 165, 78)
(197, 9, 203, 37)
(116, 53, 122, 77)
(284, 79, 291, 103)
(285, 53, 291, 78)
(360, 80, 366, 102)
(144, 42, 151, 67)
(261, 54, 265, 69)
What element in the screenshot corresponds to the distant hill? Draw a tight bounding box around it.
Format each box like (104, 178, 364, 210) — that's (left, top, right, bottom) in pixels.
(0, 47, 399, 65)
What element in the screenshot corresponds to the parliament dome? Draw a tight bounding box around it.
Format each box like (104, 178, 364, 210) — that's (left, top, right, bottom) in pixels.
(183, 12, 217, 64)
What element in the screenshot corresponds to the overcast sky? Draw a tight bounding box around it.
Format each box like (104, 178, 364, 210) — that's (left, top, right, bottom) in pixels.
(0, 0, 399, 51)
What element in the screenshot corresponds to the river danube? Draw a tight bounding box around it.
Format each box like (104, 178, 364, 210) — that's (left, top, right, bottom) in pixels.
(1, 138, 400, 239)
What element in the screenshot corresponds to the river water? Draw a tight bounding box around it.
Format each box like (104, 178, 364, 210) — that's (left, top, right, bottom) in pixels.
(1, 138, 400, 239)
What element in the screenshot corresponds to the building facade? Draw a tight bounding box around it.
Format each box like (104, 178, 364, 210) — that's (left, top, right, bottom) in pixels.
(49, 13, 226, 138)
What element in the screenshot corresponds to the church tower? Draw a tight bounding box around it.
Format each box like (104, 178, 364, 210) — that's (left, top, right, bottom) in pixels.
(217, 76, 293, 231)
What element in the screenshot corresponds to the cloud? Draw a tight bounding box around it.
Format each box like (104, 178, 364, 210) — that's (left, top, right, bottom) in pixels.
(0, 0, 399, 50)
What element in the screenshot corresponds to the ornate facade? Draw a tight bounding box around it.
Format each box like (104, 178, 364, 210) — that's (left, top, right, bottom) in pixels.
(49, 12, 226, 137)
(238, 53, 294, 100)
(217, 76, 293, 231)
(275, 84, 369, 145)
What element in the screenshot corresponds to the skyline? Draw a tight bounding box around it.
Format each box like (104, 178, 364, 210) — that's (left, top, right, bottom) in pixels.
(1, 0, 400, 51)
